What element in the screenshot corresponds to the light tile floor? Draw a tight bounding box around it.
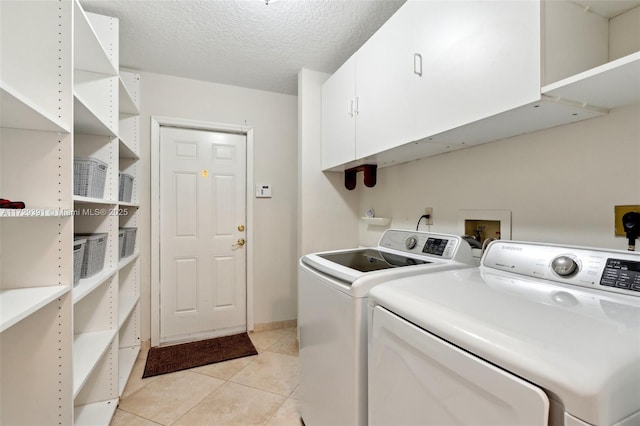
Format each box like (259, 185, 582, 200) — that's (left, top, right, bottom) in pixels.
(111, 328, 302, 426)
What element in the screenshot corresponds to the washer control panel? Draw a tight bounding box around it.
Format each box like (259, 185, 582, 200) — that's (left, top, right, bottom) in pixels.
(601, 258, 640, 292)
(378, 230, 465, 260)
(422, 237, 457, 257)
(551, 256, 580, 277)
(483, 241, 640, 296)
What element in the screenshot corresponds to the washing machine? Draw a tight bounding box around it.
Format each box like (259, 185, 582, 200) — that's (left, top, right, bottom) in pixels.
(298, 229, 476, 426)
(368, 240, 640, 426)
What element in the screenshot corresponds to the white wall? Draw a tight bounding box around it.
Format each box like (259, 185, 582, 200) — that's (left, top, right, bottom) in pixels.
(137, 71, 298, 339)
(297, 68, 359, 257)
(358, 104, 640, 250)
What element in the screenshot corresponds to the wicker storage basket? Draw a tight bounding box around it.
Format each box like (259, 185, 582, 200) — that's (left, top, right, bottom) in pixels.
(118, 229, 126, 260)
(119, 173, 134, 202)
(73, 237, 87, 287)
(121, 227, 137, 258)
(74, 157, 108, 198)
(75, 233, 108, 278)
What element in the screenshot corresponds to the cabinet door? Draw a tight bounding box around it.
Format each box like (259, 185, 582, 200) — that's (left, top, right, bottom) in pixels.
(411, 0, 540, 138)
(355, 4, 416, 159)
(322, 55, 356, 170)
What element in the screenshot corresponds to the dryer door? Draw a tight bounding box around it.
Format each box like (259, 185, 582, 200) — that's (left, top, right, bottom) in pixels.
(369, 306, 550, 426)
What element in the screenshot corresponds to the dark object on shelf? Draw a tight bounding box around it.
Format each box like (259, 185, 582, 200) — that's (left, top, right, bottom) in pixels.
(0, 198, 26, 209)
(345, 164, 377, 190)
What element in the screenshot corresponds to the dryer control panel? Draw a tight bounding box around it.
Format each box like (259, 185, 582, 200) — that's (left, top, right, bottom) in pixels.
(482, 241, 640, 297)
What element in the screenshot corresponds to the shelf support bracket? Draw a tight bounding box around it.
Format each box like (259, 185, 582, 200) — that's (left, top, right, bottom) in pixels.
(345, 164, 377, 190)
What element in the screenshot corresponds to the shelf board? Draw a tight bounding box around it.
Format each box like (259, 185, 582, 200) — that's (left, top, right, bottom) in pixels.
(74, 93, 117, 137)
(119, 77, 139, 115)
(118, 294, 139, 328)
(0, 82, 71, 133)
(73, 0, 117, 76)
(74, 399, 118, 426)
(73, 196, 118, 205)
(542, 51, 640, 109)
(118, 137, 140, 159)
(118, 201, 140, 208)
(0, 286, 70, 332)
(118, 346, 140, 397)
(361, 217, 391, 226)
(73, 267, 117, 305)
(73, 329, 117, 398)
(119, 251, 140, 270)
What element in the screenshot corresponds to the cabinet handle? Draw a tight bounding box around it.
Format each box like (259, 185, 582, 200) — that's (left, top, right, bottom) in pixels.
(414, 53, 422, 77)
(348, 98, 354, 117)
(354, 96, 359, 115)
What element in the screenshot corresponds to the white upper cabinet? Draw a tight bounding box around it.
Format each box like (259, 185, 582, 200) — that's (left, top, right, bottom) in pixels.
(323, 0, 541, 170)
(410, 1, 540, 140)
(354, 4, 416, 160)
(321, 0, 640, 171)
(322, 55, 357, 170)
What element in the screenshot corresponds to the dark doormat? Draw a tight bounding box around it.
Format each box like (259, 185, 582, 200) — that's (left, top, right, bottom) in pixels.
(142, 332, 258, 378)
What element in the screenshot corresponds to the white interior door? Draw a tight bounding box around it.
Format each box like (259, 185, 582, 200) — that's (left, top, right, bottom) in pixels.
(159, 126, 247, 344)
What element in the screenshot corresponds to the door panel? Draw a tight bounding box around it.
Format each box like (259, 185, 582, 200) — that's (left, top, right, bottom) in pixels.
(355, 2, 416, 159)
(213, 256, 235, 308)
(369, 306, 549, 426)
(160, 126, 247, 344)
(411, 1, 540, 137)
(175, 258, 197, 312)
(321, 55, 357, 170)
(175, 173, 197, 236)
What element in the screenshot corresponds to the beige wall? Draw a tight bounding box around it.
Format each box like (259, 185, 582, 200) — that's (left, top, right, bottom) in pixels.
(137, 71, 298, 340)
(297, 68, 359, 257)
(357, 104, 640, 250)
(134, 71, 638, 339)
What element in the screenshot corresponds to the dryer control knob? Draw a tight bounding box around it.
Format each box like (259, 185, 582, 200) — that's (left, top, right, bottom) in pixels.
(406, 236, 418, 250)
(551, 256, 579, 277)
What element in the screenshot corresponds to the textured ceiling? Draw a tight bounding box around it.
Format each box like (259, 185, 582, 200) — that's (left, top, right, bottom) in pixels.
(80, 0, 406, 95)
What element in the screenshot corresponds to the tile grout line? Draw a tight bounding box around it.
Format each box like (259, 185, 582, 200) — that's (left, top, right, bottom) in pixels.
(115, 328, 299, 425)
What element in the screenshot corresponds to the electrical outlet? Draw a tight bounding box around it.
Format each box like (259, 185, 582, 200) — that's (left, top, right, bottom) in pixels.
(615, 205, 640, 236)
(424, 207, 433, 225)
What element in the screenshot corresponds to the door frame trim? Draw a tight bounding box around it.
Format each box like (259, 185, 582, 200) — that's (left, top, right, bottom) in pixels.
(150, 116, 254, 347)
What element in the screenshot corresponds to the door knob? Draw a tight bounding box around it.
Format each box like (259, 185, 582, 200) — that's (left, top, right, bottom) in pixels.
(233, 238, 246, 249)
(238, 225, 245, 232)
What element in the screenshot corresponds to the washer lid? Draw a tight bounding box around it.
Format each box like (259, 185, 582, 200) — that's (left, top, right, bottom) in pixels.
(368, 268, 640, 426)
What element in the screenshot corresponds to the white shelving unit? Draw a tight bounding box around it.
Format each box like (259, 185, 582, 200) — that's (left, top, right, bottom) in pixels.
(1, 1, 74, 425)
(1, 1, 142, 424)
(72, 3, 121, 423)
(73, 330, 118, 398)
(117, 69, 142, 398)
(0, 286, 71, 332)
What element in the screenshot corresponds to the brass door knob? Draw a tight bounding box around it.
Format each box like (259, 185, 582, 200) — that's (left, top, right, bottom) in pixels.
(238, 225, 245, 232)
(236, 238, 245, 247)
